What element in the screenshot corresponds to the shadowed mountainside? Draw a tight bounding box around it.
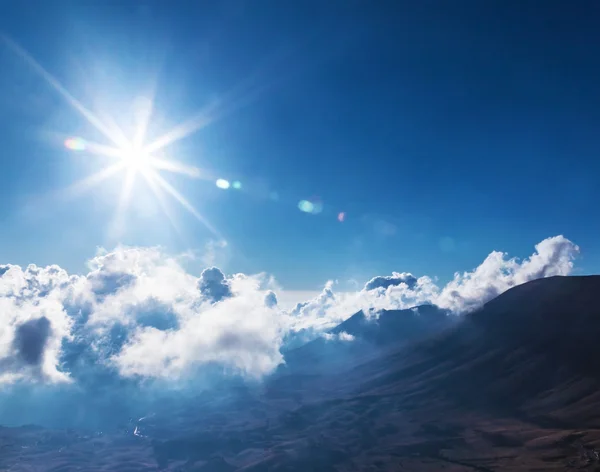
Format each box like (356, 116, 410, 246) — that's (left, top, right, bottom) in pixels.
(282, 304, 455, 374)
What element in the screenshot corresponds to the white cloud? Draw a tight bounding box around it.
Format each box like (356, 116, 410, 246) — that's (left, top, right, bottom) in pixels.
(322, 331, 355, 342)
(281, 235, 580, 331)
(435, 235, 579, 312)
(363, 272, 417, 291)
(0, 264, 77, 385)
(0, 235, 580, 388)
(112, 271, 285, 380)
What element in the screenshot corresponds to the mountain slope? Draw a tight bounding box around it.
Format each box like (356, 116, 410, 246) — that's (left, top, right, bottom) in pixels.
(247, 276, 600, 470)
(356, 276, 600, 423)
(282, 304, 454, 373)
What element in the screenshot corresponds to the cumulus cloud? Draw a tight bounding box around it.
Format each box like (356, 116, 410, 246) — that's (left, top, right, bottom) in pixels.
(13, 317, 52, 365)
(435, 235, 579, 312)
(364, 272, 417, 291)
(0, 263, 77, 385)
(112, 271, 284, 380)
(291, 281, 336, 318)
(0, 235, 580, 391)
(264, 290, 278, 308)
(281, 235, 580, 331)
(198, 267, 232, 303)
(0, 247, 287, 388)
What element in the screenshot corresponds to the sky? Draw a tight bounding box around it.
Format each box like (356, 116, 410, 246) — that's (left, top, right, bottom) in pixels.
(0, 0, 599, 294)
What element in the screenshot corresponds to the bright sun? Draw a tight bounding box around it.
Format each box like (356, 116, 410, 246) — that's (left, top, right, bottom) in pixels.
(123, 147, 152, 173)
(7, 37, 221, 237)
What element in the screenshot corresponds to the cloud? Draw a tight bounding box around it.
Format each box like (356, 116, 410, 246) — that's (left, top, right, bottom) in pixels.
(112, 273, 285, 380)
(264, 290, 278, 308)
(435, 235, 579, 313)
(13, 317, 52, 365)
(198, 267, 232, 303)
(0, 247, 286, 389)
(291, 281, 336, 318)
(0, 263, 77, 385)
(322, 331, 355, 342)
(364, 272, 417, 291)
(282, 235, 580, 328)
(0, 235, 580, 392)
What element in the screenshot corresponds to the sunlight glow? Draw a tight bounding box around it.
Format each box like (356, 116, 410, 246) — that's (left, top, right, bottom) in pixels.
(3, 37, 222, 237)
(122, 147, 151, 173)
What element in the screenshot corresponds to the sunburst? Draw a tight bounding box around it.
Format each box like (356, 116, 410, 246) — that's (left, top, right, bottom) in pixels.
(4, 36, 221, 237)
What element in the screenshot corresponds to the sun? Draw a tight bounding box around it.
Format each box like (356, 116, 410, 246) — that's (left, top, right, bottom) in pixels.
(5, 36, 222, 237)
(61, 131, 220, 238)
(122, 147, 152, 174)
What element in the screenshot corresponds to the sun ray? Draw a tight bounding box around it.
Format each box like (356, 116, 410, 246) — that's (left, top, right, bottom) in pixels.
(133, 95, 155, 149)
(141, 52, 283, 156)
(142, 171, 183, 235)
(3, 37, 129, 149)
(151, 172, 221, 237)
(148, 157, 206, 179)
(143, 104, 217, 155)
(108, 169, 138, 238)
(117, 169, 137, 214)
(60, 162, 126, 198)
(78, 140, 125, 159)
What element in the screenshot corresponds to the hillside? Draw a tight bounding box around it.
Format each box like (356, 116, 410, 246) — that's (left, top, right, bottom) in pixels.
(282, 304, 454, 374)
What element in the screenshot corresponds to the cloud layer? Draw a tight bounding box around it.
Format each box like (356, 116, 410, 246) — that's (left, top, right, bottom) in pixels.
(0, 235, 579, 390)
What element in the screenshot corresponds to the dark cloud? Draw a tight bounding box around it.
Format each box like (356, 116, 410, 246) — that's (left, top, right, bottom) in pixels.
(13, 317, 52, 366)
(264, 291, 278, 308)
(88, 271, 137, 299)
(364, 273, 417, 291)
(198, 267, 232, 303)
(135, 299, 180, 331)
(216, 331, 274, 355)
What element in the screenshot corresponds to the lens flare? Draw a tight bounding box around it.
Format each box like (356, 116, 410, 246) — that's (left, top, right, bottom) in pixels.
(232, 181, 242, 190)
(64, 137, 87, 151)
(298, 200, 314, 213)
(216, 179, 230, 189)
(338, 212, 346, 222)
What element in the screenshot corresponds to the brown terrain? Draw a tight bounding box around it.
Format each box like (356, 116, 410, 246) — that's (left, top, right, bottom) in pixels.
(2, 276, 600, 471)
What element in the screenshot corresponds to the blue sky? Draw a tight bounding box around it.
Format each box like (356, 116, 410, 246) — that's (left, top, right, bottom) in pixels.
(0, 0, 598, 291)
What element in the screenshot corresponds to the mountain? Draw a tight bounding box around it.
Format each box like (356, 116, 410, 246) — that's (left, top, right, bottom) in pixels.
(282, 304, 455, 374)
(238, 276, 600, 470)
(358, 275, 600, 419)
(330, 303, 451, 344)
(4, 276, 600, 470)
(279, 275, 600, 470)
